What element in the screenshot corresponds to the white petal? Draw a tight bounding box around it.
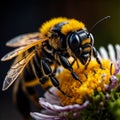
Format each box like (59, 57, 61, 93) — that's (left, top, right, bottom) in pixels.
(108, 44, 116, 61)
(115, 44, 120, 60)
(99, 46, 109, 59)
(97, 51, 102, 60)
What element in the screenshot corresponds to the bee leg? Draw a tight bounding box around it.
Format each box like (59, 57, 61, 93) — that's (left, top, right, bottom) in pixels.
(70, 58, 76, 66)
(58, 54, 82, 83)
(85, 57, 91, 69)
(71, 57, 79, 68)
(53, 61, 59, 74)
(41, 58, 70, 97)
(49, 75, 71, 97)
(93, 47, 104, 69)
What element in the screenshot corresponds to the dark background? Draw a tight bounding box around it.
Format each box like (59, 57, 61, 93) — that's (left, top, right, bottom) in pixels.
(0, 0, 120, 120)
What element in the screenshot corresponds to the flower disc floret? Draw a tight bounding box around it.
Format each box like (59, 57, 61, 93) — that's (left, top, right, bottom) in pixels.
(57, 59, 114, 105)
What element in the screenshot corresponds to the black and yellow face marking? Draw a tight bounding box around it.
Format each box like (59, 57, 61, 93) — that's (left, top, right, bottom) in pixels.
(39, 18, 100, 67)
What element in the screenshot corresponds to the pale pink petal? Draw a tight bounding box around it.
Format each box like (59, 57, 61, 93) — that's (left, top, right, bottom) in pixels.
(44, 87, 60, 105)
(30, 112, 63, 120)
(39, 97, 89, 112)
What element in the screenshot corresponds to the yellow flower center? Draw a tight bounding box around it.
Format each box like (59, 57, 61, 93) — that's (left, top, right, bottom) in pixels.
(57, 59, 114, 105)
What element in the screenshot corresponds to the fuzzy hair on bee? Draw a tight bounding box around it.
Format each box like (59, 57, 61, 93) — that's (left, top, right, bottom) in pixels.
(1, 16, 110, 119)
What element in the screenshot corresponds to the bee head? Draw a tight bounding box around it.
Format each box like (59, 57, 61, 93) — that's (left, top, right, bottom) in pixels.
(67, 29, 94, 65)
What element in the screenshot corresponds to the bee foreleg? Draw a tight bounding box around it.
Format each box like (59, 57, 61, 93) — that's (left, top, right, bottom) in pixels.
(58, 54, 82, 83)
(93, 47, 103, 69)
(85, 57, 91, 69)
(71, 57, 79, 68)
(41, 58, 70, 97)
(49, 75, 71, 97)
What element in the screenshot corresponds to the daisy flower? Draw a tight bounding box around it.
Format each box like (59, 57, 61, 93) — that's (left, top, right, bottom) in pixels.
(31, 44, 120, 120)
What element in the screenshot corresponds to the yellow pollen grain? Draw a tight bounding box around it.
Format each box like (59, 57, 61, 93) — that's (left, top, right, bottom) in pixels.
(57, 59, 114, 105)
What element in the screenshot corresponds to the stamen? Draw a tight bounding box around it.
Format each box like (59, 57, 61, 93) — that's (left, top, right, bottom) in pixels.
(110, 63, 114, 75)
(57, 59, 114, 105)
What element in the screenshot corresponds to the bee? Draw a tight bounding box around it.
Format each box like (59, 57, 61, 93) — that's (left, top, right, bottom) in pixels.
(1, 16, 110, 119)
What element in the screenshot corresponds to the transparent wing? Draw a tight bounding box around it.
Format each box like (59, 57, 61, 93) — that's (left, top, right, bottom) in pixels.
(6, 32, 42, 47)
(1, 37, 47, 61)
(2, 51, 35, 91)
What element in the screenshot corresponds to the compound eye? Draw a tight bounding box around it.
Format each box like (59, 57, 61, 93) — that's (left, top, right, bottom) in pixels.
(68, 34, 80, 50)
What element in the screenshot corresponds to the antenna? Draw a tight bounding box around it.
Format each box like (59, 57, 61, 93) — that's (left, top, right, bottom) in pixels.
(89, 16, 111, 33)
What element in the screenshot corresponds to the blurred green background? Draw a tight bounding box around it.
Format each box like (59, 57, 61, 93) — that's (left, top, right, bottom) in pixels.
(0, 0, 120, 120)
